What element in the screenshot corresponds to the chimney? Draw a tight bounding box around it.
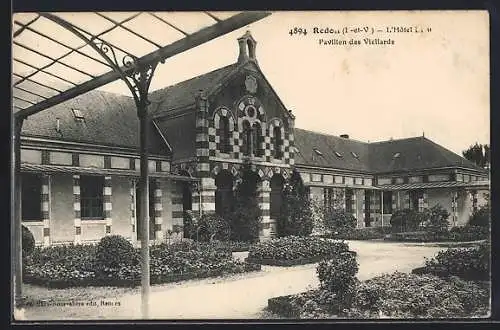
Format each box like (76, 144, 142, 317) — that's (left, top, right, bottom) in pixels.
(340, 134, 349, 139)
(237, 31, 257, 63)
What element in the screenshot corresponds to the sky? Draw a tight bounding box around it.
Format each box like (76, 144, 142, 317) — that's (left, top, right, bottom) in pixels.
(13, 11, 489, 156)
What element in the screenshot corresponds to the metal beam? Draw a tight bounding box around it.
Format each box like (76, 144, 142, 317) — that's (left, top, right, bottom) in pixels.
(13, 20, 112, 68)
(14, 11, 271, 119)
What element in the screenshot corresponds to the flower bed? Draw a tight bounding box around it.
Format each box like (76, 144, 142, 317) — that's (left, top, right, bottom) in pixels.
(320, 227, 391, 240)
(247, 236, 352, 266)
(268, 272, 490, 319)
(245, 255, 333, 267)
(386, 226, 489, 243)
(412, 241, 490, 281)
(23, 240, 261, 288)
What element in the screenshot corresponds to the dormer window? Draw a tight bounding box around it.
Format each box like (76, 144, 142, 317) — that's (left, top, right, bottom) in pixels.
(72, 108, 85, 121)
(313, 148, 323, 156)
(351, 151, 359, 159)
(335, 151, 343, 158)
(393, 152, 401, 159)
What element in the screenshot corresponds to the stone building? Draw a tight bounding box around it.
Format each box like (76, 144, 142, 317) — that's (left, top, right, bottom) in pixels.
(19, 32, 489, 246)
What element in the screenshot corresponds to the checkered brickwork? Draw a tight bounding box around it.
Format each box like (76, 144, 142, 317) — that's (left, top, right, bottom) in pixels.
(349, 189, 356, 218)
(130, 179, 136, 242)
(73, 174, 81, 244)
(153, 179, 163, 241)
(41, 175, 50, 247)
(206, 109, 294, 165)
(372, 191, 380, 223)
(471, 190, 478, 214)
(171, 182, 184, 238)
(268, 118, 294, 165)
(211, 107, 239, 158)
(392, 191, 397, 213)
(104, 176, 112, 235)
(451, 191, 458, 225)
(257, 179, 272, 237)
(403, 191, 410, 209)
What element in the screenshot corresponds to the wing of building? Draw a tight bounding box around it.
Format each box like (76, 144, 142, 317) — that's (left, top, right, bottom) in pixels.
(19, 31, 490, 246)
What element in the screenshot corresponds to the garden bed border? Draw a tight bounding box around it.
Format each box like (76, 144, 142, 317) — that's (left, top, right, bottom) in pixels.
(245, 255, 329, 266)
(23, 263, 262, 289)
(267, 295, 301, 318)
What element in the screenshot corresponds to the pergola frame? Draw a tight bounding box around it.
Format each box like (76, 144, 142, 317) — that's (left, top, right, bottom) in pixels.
(12, 11, 271, 318)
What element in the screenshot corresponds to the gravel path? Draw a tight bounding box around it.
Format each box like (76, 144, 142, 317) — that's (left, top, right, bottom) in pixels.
(20, 240, 445, 320)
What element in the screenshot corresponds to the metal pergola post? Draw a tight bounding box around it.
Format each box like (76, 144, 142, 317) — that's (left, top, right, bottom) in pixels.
(134, 65, 158, 318)
(13, 117, 24, 308)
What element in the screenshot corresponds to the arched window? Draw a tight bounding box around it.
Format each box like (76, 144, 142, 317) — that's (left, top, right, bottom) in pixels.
(242, 121, 252, 156)
(273, 126, 283, 159)
(252, 122, 262, 157)
(219, 116, 230, 153)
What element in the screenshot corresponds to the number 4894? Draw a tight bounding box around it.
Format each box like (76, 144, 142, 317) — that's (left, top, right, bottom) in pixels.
(289, 27, 307, 36)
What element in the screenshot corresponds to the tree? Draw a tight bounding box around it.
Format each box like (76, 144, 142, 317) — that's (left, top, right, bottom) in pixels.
(389, 209, 427, 233)
(462, 143, 489, 168)
(277, 170, 314, 237)
(228, 164, 262, 242)
(469, 192, 490, 227)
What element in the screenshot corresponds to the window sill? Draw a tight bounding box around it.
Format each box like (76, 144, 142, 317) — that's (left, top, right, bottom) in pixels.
(81, 219, 106, 225)
(22, 221, 43, 225)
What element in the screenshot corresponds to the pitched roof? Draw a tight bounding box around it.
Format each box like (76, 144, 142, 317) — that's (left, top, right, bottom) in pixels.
(368, 136, 485, 173)
(21, 89, 170, 156)
(293, 128, 371, 172)
(153, 113, 197, 162)
(149, 63, 238, 116)
(293, 130, 486, 174)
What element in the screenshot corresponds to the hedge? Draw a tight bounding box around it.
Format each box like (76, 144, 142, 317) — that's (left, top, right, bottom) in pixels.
(247, 236, 352, 265)
(386, 226, 489, 243)
(23, 239, 261, 288)
(320, 227, 392, 240)
(412, 241, 490, 281)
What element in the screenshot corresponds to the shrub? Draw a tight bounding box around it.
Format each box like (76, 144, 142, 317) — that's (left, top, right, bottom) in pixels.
(449, 226, 489, 241)
(24, 244, 98, 286)
(387, 231, 446, 242)
(197, 213, 231, 242)
(182, 210, 198, 240)
(248, 236, 351, 261)
(23, 240, 261, 288)
(277, 170, 314, 237)
(352, 272, 489, 318)
(95, 235, 138, 270)
(323, 209, 357, 235)
(415, 242, 490, 281)
(469, 206, 490, 228)
(325, 227, 391, 240)
(228, 165, 262, 242)
(421, 204, 450, 233)
(389, 209, 428, 233)
(268, 272, 490, 319)
(387, 226, 489, 243)
(317, 252, 359, 310)
(22, 225, 35, 257)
